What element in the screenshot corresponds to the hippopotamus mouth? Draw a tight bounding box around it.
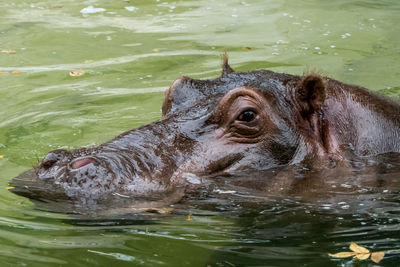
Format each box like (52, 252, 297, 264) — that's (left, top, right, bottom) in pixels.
(9, 56, 400, 213)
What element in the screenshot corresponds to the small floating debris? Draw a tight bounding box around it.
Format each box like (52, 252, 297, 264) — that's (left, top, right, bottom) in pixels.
(0, 154, 4, 158)
(241, 46, 251, 51)
(152, 48, 160, 53)
(186, 213, 193, 221)
(329, 242, 385, 263)
(0, 71, 21, 75)
(1, 49, 16, 54)
(11, 70, 21, 75)
(69, 70, 85, 77)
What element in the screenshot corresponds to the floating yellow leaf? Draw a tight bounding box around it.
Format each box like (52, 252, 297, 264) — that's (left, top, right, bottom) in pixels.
(186, 213, 193, 221)
(371, 252, 385, 263)
(241, 46, 252, 51)
(152, 48, 160, 53)
(6, 186, 14, 190)
(1, 49, 16, 54)
(84, 59, 94, 63)
(329, 242, 387, 263)
(0, 154, 3, 158)
(353, 253, 370, 260)
(328, 252, 356, 258)
(0, 71, 7, 75)
(11, 70, 21, 75)
(69, 70, 85, 77)
(350, 242, 370, 254)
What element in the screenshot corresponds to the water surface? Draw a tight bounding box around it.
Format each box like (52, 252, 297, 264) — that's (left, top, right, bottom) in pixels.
(1, 0, 400, 266)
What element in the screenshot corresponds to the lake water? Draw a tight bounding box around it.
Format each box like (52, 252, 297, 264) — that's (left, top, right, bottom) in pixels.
(1, 0, 400, 266)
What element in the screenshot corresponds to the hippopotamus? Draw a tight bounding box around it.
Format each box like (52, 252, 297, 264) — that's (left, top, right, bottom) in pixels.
(10, 56, 400, 211)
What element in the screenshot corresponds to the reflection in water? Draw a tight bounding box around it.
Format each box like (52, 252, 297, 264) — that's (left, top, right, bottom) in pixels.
(7, 153, 400, 265)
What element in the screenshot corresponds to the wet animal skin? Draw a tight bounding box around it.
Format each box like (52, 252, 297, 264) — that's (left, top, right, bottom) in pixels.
(10, 56, 400, 208)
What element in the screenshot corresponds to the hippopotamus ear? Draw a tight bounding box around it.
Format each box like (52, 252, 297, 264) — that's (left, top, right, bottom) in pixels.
(221, 53, 235, 77)
(296, 74, 326, 115)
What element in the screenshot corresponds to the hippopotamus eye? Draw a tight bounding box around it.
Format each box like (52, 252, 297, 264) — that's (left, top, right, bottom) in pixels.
(237, 110, 256, 122)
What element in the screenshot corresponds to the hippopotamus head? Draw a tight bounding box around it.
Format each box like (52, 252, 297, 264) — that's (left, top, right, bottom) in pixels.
(10, 56, 339, 210)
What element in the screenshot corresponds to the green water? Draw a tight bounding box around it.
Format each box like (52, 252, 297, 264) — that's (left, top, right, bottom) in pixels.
(1, 0, 400, 266)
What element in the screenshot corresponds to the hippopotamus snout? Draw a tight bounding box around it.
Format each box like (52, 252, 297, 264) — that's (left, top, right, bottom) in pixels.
(33, 134, 178, 201)
(12, 144, 187, 209)
(37, 148, 116, 196)
(41, 150, 97, 172)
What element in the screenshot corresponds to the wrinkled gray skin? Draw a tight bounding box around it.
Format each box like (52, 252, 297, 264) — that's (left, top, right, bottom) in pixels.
(10, 58, 400, 210)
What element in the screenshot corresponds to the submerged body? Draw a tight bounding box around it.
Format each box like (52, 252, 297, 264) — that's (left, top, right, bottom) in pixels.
(10, 58, 400, 210)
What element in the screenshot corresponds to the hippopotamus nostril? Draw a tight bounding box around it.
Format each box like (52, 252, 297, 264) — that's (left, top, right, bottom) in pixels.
(70, 157, 96, 169)
(40, 149, 68, 169)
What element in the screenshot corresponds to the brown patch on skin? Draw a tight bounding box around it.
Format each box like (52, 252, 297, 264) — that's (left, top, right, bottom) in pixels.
(221, 53, 235, 77)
